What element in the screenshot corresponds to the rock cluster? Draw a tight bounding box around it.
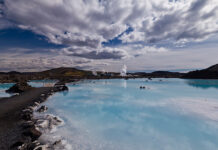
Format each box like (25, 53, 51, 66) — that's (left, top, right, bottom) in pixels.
(10, 84, 69, 150)
(140, 86, 150, 90)
(54, 82, 69, 92)
(37, 106, 48, 113)
(6, 82, 32, 93)
(10, 104, 42, 150)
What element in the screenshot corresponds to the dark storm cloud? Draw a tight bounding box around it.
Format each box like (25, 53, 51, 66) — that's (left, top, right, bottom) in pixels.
(71, 50, 125, 60)
(60, 36, 101, 49)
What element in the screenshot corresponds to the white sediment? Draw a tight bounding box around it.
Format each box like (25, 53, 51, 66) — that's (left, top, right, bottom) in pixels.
(33, 105, 71, 150)
(169, 98, 218, 122)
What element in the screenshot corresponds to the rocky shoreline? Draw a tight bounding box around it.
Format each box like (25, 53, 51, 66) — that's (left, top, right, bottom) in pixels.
(0, 84, 69, 150)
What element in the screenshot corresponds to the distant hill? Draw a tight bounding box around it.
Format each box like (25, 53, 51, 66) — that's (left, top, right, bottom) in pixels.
(205, 64, 218, 72)
(0, 67, 94, 83)
(39, 67, 92, 78)
(132, 71, 184, 78)
(2, 64, 218, 83)
(183, 64, 218, 79)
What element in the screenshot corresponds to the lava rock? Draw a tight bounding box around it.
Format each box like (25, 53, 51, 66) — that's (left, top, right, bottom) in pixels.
(54, 81, 66, 86)
(37, 105, 48, 113)
(21, 113, 33, 121)
(21, 121, 35, 129)
(11, 141, 24, 148)
(23, 127, 42, 141)
(54, 85, 69, 92)
(6, 82, 32, 93)
(60, 85, 69, 91)
(140, 86, 145, 89)
(53, 140, 62, 146)
(54, 81, 69, 91)
(10, 136, 32, 149)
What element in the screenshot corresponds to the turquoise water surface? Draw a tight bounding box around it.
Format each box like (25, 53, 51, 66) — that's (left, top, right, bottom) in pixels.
(0, 83, 14, 97)
(0, 80, 56, 97)
(39, 79, 218, 149)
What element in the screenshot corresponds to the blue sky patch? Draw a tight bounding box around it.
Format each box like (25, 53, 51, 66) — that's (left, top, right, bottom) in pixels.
(0, 28, 64, 50)
(102, 26, 133, 47)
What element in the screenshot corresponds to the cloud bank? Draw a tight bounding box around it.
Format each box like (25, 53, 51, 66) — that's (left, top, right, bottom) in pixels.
(3, 0, 218, 44)
(0, 0, 218, 71)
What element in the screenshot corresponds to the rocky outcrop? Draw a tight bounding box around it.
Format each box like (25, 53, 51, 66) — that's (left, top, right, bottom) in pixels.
(132, 71, 184, 78)
(37, 105, 48, 113)
(2, 84, 70, 150)
(54, 82, 69, 92)
(6, 82, 32, 93)
(22, 127, 42, 141)
(183, 64, 218, 79)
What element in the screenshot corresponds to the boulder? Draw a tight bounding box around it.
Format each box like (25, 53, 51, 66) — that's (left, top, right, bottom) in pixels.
(6, 82, 32, 93)
(21, 121, 35, 129)
(54, 82, 69, 92)
(10, 136, 32, 149)
(21, 112, 33, 121)
(23, 127, 42, 141)
(37, 106, 48, 113)
(54, 81, 66, 86)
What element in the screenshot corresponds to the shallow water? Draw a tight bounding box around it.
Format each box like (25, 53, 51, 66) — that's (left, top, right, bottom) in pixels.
(0, 80, 56, 97)
(39, 79, 218, 150)
(0, 83, 14, 97)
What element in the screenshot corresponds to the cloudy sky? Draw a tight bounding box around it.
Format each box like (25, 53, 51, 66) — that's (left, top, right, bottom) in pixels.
(0, 0, 218, 72)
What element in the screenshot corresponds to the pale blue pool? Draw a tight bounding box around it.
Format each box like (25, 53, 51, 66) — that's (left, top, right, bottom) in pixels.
(0, 80, 57, 97)
(0, 83, 14, 97)
(41, 79, 218, 150)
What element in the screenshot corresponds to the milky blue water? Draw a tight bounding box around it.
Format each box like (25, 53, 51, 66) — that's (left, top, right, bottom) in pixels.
(0, 83, 14, 97)
(39, 79, 218, 150)
(0, 80, 56, 97)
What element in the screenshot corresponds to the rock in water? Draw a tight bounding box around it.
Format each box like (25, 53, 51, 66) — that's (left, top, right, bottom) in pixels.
(6, 82, 32, 93)
(37, 105, 48, 113)
(54, 81, 69, 92)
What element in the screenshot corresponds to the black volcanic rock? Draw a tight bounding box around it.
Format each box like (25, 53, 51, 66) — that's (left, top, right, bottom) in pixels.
(132, 71, 184, 78)
(6, 82, 32, 93)
(206, 64, 218, 71)
(8, 71, 22, 75)
(54, 81, 69, 92)
(151, 71, 184, 78)
(183, 64, 218, 79)
(54, 85, 69, 92)
(37, 105, 48, 113)
(23, 127, 42, 141)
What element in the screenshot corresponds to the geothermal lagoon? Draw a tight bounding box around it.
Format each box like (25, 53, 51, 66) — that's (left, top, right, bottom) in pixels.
(0, 83, 14, 97)
(23, 78, 218, 150)
(1, 78, 218, 149)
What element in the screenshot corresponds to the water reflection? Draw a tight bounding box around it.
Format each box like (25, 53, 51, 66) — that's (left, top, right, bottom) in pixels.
(62, 90, 69, 96)
(122, 79, 127, 88)
(185, 79, 218, 89)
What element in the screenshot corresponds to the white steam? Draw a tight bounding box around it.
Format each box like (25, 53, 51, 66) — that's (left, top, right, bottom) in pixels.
(120, 64, 127, 76)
